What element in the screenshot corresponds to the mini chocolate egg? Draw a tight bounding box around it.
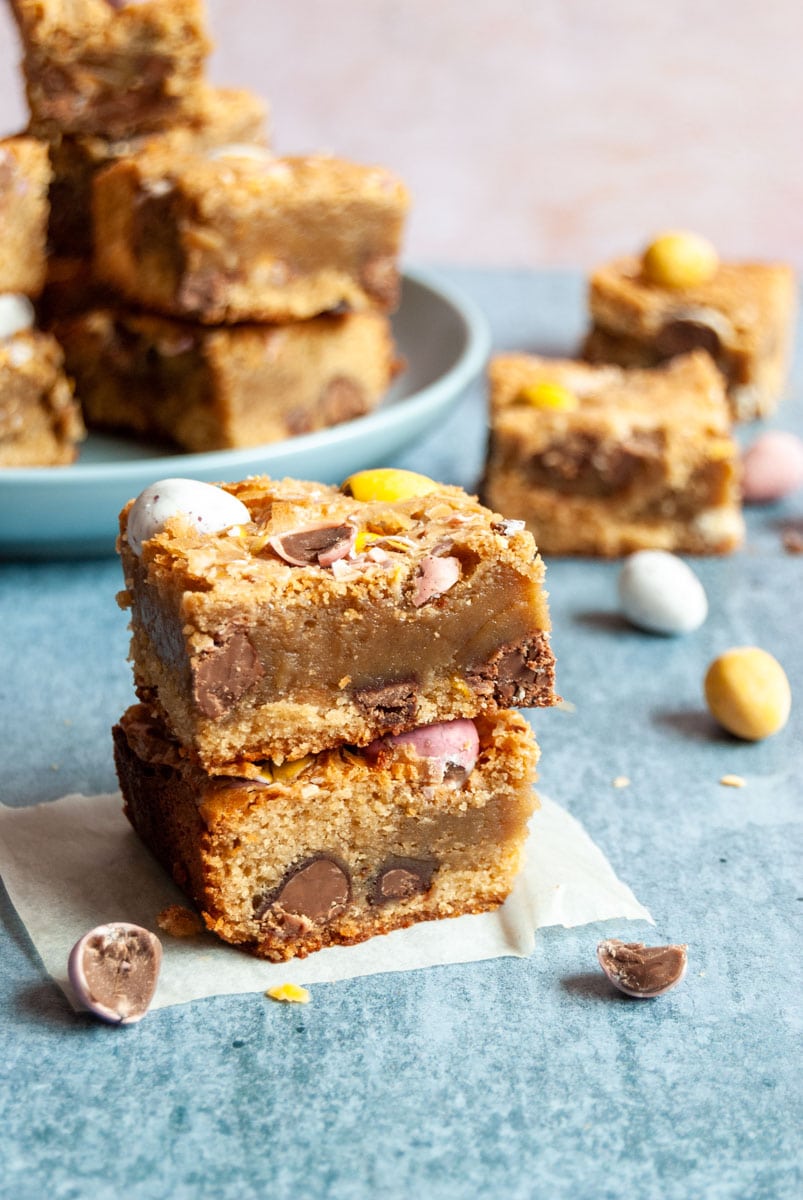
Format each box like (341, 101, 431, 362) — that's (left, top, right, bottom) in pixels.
(127, 478, 251, 555)
(68, 923, 162, 1025)
(704, 647, 791, 741)
(741, 431, 803, 504)
(618, 550, 708, 635)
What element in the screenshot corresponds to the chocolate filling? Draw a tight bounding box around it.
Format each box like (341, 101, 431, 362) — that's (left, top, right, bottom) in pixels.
(370, 856, 437, 905)
(271, 523, 355, 566)
(597, 939, 688, 998)
(527, 430, 663, 497)
(258, 855, 352, 926)
(654, 318, 722, 360)
(192, 629, 265, 719)
(352, 678, 419, 731)
(466, 632, 557, 708)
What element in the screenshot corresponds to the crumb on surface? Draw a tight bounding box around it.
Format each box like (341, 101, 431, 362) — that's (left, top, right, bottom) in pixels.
(612, 775, 630, 788)
(719, 774, 746, 788)
(782, 526, 803, 554)
(157, 904, 203, 937)
(266, 983, 311, 1004)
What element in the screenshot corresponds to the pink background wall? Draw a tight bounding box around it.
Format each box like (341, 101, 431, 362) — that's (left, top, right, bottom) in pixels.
(1, 0, 800, 271)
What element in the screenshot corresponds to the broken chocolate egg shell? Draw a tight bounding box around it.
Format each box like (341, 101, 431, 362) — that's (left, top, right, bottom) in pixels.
(68, 922, 162, 1024)
(597, 938, 688, 999)
(269, 522, 356, 567)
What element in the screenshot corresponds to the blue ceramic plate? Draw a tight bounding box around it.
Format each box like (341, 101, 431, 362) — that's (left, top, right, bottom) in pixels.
(0, 269, 490, 558)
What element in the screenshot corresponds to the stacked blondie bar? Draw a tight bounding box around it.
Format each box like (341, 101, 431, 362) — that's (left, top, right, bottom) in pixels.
(0, 135, 84, 465)
(7, 0, 407, 457)
(483, 231, 797, 556)
(113, 469, 559, 960)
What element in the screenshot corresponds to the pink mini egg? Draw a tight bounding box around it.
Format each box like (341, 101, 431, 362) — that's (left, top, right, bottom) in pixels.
(741, 431, 803, 503)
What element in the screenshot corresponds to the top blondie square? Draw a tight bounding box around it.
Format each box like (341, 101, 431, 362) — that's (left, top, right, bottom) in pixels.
(118, 475, 558, 771)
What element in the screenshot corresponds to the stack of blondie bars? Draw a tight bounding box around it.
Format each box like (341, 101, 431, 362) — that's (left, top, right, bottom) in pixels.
(483, 232, 797, 556)
(0, 134, 84, 465)
(6, 0, 408, 458)
(113, 469, 559, 961)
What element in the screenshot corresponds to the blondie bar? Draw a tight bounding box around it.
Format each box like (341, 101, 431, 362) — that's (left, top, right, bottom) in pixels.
(56, 307, 398, 451)
(93, 149, 410, 323)
(114, 704, 539, 961)
(483, 351, 744, 557)
(47, 85, 269, 258)
(585, 254, 797, 421)
(0, 136, 51, 296)
(10, 0, 211, 138)
(118, 474, 557, 767)
(0, 329, 85, 466)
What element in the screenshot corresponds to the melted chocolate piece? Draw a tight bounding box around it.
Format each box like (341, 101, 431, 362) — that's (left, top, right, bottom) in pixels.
(655, 318, 722, 360)
(319, 376, 367, 426)
(466, 632, 557, 708)
(371, 856, 437, 905)
(192, 628, 264, 719)
(273, 855, 351, 923)
(597, 939, 688, 998)
(360, 256, 400, 309)
(352, 679, 419, 731)
(527, 431, 663, 497)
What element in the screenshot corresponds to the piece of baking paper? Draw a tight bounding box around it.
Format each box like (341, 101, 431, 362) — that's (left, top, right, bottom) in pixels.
(0, 792, 651, 1011)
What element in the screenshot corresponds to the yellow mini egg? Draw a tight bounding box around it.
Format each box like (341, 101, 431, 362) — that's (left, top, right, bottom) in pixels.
(518, 380, 578, 411)
(643, 231, 719, 289)
(342, 468, 438, 502)
(704, 647, 791, 741)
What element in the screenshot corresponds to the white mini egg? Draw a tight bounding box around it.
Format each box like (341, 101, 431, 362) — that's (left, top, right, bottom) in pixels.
(127, 478, 251, 556)
(0, 294, 34, 340)
(618, 550, 708, 635)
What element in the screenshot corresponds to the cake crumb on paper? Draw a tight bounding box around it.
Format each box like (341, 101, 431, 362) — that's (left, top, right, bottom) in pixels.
(267, 983, 311, 1004)
(157, 904, 203, 937)
(719, 774, 746, 788)
(612, 776, 630, 788)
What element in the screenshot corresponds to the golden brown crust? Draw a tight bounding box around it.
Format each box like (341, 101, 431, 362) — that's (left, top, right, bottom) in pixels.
(483, 351, 744, 557)
(115, 704, 539, 961)
(93, 150, 411, 323)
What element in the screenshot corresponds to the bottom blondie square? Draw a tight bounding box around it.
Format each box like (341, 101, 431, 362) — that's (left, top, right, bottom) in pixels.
(114, 705, 539, 962)
(0, 330, 85, 466)
(56, 308, 399, 452)
(483, 350, 744, 557)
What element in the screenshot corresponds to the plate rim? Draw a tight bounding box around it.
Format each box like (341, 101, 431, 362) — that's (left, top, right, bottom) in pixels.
(0, 266, 491, 490)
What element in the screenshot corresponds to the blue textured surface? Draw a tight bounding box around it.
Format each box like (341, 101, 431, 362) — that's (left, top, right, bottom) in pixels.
(1, 269, 801, 1200)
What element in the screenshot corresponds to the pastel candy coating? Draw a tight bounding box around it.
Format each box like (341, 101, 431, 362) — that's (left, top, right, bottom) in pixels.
(618, 550, 708, 634)
(741, 432, 803, 503)
(127, 478, 251, 556)
(0, 294, 35, 340)
(68, 922, 162, 1025)
(366, 718, 480, 778)
(704, 647, 791, 741)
